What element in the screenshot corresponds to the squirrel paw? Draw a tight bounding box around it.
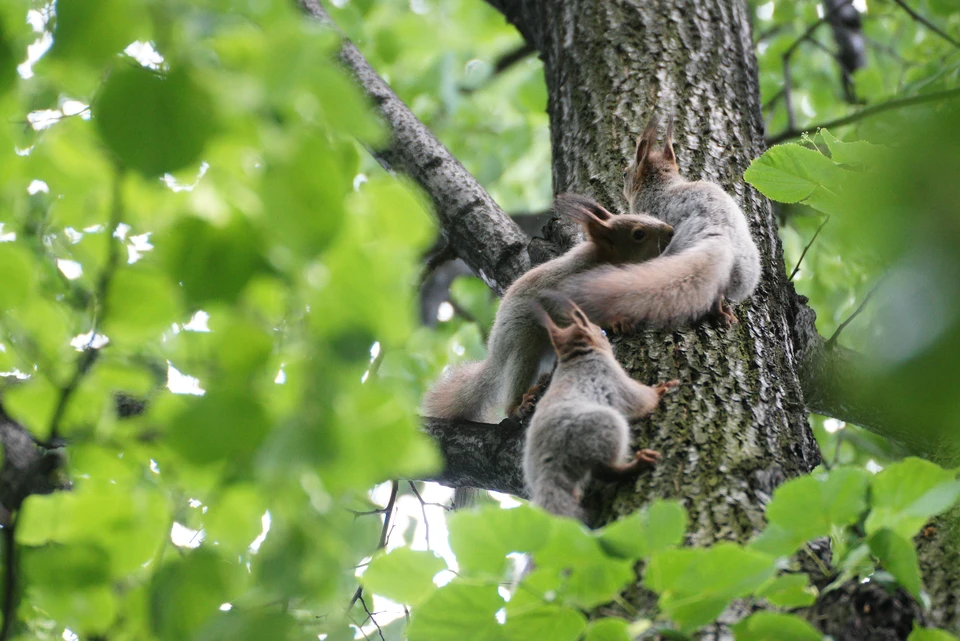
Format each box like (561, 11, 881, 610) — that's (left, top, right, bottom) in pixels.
(608, 318, 634, 335)
(714, 299, 738, 326)
(654, 380, 680, 397)
(635, 449, 662, 467)
(510, 373, 553, 421)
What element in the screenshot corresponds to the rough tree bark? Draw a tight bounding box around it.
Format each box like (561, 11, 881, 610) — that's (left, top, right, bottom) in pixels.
(304, 0, 960, 636)
(485, 1, 959, 637)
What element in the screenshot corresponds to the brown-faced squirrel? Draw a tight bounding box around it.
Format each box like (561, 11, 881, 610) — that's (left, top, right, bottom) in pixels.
(422, 193, 674, 423)
(555, 114, 761, 329)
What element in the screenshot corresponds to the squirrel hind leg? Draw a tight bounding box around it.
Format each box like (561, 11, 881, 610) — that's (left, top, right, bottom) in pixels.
(712, 298, 739, 326)
(592, 449, 661, 481)
(510, 372, 553, 421)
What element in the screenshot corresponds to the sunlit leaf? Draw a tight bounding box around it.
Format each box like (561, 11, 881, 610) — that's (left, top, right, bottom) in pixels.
(361, 548, 446, 606)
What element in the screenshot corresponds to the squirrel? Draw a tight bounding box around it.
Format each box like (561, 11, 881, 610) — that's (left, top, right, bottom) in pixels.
(421, 193, 675, 423)
(554, 114, 761, 330)
(523, 300, 678, 520)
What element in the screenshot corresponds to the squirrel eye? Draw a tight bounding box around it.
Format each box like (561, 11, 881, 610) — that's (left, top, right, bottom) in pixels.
(632, 228, 646, 241)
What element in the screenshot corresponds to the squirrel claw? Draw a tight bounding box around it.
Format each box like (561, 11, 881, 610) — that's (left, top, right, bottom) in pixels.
(636, 449, 661, 467)
(714, 299, 738, 326)
(511, 373, 553, 421)
(608, 318, 632, 335)
(655, 380, 680, 397)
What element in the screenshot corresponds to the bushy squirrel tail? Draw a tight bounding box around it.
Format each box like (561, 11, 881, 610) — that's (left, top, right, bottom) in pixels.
(532, 475, 583, 520)
(558, 238, 734, 328)
(421, 360, 499, 423)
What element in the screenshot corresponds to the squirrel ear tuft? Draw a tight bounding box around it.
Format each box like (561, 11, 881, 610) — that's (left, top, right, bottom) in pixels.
(567, 301, 592, 328)
(663, 115, 676, 164)
(555, 194, 615, 245)
(637, 113, 658, 165)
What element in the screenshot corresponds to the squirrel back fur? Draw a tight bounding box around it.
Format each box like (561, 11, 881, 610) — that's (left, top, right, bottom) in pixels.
(558, 114, 761, 329)
(422, 195, 674, 422)
(523, 302, 675, 520)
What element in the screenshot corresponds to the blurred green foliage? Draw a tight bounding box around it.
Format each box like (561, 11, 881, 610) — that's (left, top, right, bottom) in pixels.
(0, 0, 958, 638)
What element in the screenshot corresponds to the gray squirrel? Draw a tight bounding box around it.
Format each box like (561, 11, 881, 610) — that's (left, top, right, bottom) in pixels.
(523, 300, 678, 519)
(556, 114, 761, 329)
(421, 193, 675, 423)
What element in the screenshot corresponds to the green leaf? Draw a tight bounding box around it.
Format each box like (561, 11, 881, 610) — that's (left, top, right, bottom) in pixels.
(150, 549, 247, 641)
(361, 548, 446, 606)
(503, 604, 586, 641)
(908, 627, 960, 641)
(195, 611, 297, 641)
(2, 376, 59, 441)
(533, 518, 636, 609)
(756, 573, 817, 608)
(868, 529, 922, 598)
(104, 267, 181, 343)
(203, 485, 268, 554)
(744, 143, 846, 205)
(732, 612, 822, 641)
(28, 584, 118, 635)
(407, 582, 506, 641)
(95, 66, 215, 177)
(260, 135, 351, 257)
(597, 499, 686, 559)
(0, 242, 36, 309)
(645, 543, 776, 632)
(751, 467, 869, 556)
(49, 0, 149, 67)
(23, 543, 112, 592)
(447, 504, 551, 577)
(583, 618, 632, 641)
(169, 391, 269, 465)
(0, 17, 17, 96)
(865, 457, 960, 539)
(157, 215, 267, 306)
(820, 129, 889, 167)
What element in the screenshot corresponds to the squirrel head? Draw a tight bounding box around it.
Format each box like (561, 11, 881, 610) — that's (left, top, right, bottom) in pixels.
(623, 113, 680, 203)
(531, 298, 612, 361)
(554, 192, 674, 264)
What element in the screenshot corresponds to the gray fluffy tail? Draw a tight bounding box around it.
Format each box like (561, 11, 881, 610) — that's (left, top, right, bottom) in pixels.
(532, 475, 583, 520)
(560, 238, 734, 328)
(421, 360, 499, 422)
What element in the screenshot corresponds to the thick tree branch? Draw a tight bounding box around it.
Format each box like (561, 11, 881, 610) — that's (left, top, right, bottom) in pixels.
(299, 0, 531, 295)
(787, 290, 929, 454)
(419, 417, 526, 496)
(480, 1, 541, 49)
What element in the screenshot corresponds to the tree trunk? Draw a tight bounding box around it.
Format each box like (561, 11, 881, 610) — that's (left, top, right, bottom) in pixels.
(482, 0, 959, 636)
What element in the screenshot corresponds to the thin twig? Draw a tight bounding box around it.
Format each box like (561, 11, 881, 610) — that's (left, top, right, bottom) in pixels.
(357, 593, 386, 641)
(407, 482, 431, 549)
(46, 165, 125, 444)
(779, 0, 858, 130)
(461, 42, 537, 94)
(782, 57, 797, 131)
(420, 239, 458, 285)
(789, 215, 830, 281)
(803, 35, 843, 64)
(827, 278, 886, 346)
(0, 516, 18, 641)
(890, 0, 960, 50)
(768, 85, 960, 145)
(762, 87, 785, 112)
(347, 482, 399, 611)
